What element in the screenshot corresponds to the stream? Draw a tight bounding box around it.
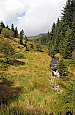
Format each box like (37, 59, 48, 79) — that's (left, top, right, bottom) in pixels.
(50, 58, 60, 78)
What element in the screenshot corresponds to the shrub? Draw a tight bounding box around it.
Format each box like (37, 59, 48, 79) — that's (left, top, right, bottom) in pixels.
(15, 53, 25, 59)
(0, 40, 15, 63)
(24, 43, 26, 47)
(30, 44, 33, 49)
(36, 44, 42, 51)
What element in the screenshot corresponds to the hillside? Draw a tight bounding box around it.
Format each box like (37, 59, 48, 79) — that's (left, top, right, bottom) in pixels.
(27, 33, 47, 40)
(0, 35, 75, 115)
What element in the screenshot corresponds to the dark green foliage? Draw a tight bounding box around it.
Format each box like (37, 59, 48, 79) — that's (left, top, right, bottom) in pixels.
(39, 35, 47, 45)
(25, 40, 27, 43)
(57, 58, 68, 77)
(24, 43, 27, 47)
(46, 0, 75, 59)
(0, 21, 5, 28)
(0, 21, 5, 34)
(20, 29, 25, 45)
(6, 25, 10, 30)
(11, 23, 14, 32)
(20, 30, 23, 45)
(57, 18, 60, 27)
(30, 44, 33, 49)
(46, 31, 50, 43)
(14, 27, 18, 38)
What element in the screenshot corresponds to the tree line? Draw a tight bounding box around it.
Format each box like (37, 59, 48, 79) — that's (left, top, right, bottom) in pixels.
(0, 22, 18, 38)
(39, 0, 75, 59)
(0, 22, 28, 45)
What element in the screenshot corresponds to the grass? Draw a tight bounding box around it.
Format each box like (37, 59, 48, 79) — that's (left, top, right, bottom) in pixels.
(0, 36, 75, 115)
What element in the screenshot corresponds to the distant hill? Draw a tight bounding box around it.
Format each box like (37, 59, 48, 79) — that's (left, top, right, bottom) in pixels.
(28, 33, 47, 40)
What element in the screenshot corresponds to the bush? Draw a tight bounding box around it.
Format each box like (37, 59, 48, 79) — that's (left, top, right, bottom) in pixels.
(26, 45, 30, 51)
(36, 44, 42, 51)
(0, 40, 15, 63)
(30, 44, 33, 49)
(15, 53, 25, 59)
(24, 43, 26, 47)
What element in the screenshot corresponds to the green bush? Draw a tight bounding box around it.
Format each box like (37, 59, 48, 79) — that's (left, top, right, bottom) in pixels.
(15, 53, 25, 59)
(24, 43, 26, 47)
(30, 44, 33, 49)
(36, 44, 42, 51)
(0, 40, 15, 63)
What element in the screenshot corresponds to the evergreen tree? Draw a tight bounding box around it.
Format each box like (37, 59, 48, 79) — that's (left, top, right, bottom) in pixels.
(57, 18, 60, 27)
(62, 0, 71, 26)
(20, 30, 23, 45)
(14, 27, 18, 38)
(0, 21, 5, 28)
(11, 23, 14, 32)
(6, 25, 10, 30)
(21, 29, 25, 37)
(46, 30, 50, 43)
(0, 26, 2, 34)
(0, 21, 5, 34)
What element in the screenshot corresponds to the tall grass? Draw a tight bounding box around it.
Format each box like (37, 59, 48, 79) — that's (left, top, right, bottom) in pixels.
(0, 38, 74, 114)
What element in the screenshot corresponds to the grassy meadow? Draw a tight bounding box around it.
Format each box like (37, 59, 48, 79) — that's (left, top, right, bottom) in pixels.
(0, 36, 75, 115)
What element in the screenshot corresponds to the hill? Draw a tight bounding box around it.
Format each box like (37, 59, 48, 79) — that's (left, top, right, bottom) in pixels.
(27, 33, 47, 40)
(0, 35, 75, 115)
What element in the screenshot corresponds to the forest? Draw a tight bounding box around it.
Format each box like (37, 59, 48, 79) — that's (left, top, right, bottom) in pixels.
(38, 0, 75, 59)
(0, 0, 75, 115)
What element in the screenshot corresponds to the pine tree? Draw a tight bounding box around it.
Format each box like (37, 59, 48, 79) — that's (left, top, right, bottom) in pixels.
(0, 21, 5, 34)
(20, 30, 23, 45)
(11, 23, 14, 32)
(14, 27, 18, 38)
(57, 18, 60, 27)
(62, 0, 71, 26)
(46, 30, 50, 43)
(0, 21, 5, 28)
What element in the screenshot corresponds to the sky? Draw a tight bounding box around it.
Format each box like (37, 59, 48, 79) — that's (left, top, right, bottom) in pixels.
(0, 0, 67, 36)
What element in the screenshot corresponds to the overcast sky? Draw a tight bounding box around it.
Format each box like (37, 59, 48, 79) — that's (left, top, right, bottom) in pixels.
(0, 0, 67, 36)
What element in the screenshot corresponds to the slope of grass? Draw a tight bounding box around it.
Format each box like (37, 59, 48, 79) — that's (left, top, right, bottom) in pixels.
(0, 36, 75, 115)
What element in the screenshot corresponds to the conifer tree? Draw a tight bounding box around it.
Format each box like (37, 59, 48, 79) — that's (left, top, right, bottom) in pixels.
(14, 27, 18, 38)
(11, 23, 14, 32)
(20, 30, 24, 45)
(57, 18, 60, 27)
(46, 30, 50, 43)
(0, 21, 5, 28)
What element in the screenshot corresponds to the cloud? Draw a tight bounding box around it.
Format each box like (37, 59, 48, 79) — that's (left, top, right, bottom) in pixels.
(0, 0, 66, 36)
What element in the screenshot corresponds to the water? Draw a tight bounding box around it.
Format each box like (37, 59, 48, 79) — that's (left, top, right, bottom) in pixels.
(50, 58, 59, 70)
(50, 58, 60, 78)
